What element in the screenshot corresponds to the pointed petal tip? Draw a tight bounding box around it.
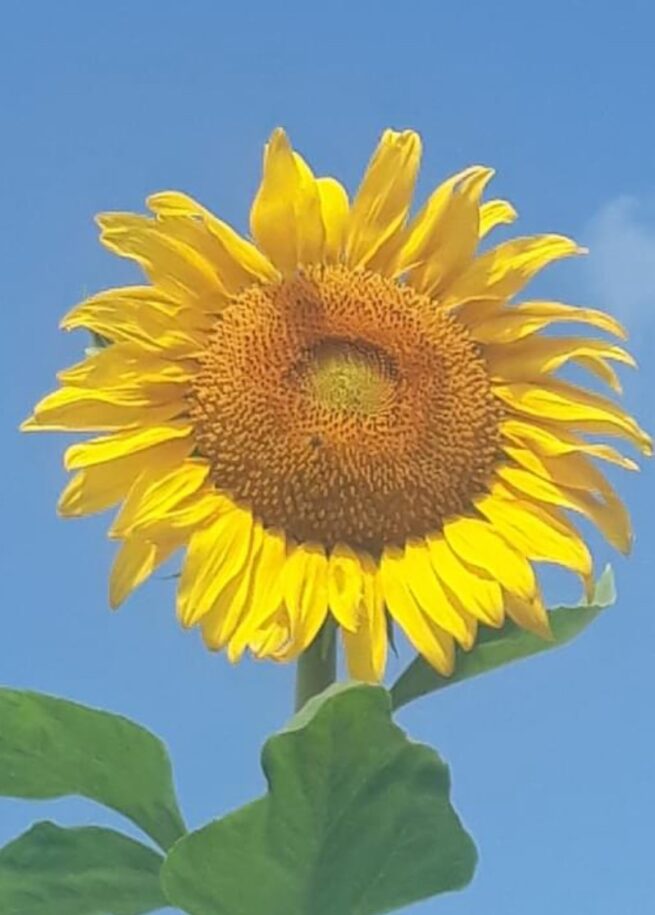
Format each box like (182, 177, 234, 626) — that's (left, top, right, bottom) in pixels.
(267, 126, 291, 149)
(108, 589, 123, 611)
(20, 415, 43, 432)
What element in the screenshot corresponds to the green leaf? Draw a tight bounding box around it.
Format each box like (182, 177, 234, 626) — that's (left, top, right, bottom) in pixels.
(391, 566, 616, 710)
(162, 683, 476, 915)
(0, 689, 185, 850)
(0, 822, 166, 915)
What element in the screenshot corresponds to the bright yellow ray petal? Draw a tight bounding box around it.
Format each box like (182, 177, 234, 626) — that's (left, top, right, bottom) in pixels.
(22, 386, 185, 433)
(60, 286, 209, 355)
(342, 555, 387, 682)
(96, 213, 228, 308)
(316, 177, 349, 263)
(57, 343, 194, 398)
(451, 296, 506, 326)
(58, 467, 133, 519)
(63, 423, 194, 470)
(479, 199, 517, 238)
(503, 445, 621, 499)
(426, 534, 504, 627)
(327, 544, 363, 632)
(441, 235, 583, 306)
(497, 464, 632, 553)
(178, 506, 254, 626)
(226, 529, 288, 663)
(468, 299, 627, 344)
(250, 128, 325, 272)
(494, 380, 652, 455)
(404, 166, 494, 295)
(403, 541, 475, 647)
(130, 488, 228, 541)
(486, 336, 635, 387)
(575, 355, 623, 394)
(476, 483, 592, 580)
(501, 418, 639, 471)
(249, 609, 291, 660)
(57, 438, 192, 518)
(147, 191, 279, 289)
(345, 129, 421, 270)
(443, 515, 537, 600)
(379, 548, 455, 675)
(201, 523, 265, 650)
(110, 460, 210, 538)
(109, 532, 184, 609)
(282, 543, 329, 651)
(504, 590, 552, 640)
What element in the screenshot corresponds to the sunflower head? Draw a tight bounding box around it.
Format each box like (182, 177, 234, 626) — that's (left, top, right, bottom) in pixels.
(24, 127, 651, 681)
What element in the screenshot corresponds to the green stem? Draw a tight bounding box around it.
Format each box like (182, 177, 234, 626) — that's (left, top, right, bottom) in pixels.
(294, 622, 336, 712)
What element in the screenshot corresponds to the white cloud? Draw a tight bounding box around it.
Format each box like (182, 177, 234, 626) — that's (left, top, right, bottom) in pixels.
(584, 196, 655, 323)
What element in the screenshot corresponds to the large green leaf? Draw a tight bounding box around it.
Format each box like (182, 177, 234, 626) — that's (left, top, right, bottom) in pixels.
(162, 683, 476, 915)
(391, 566, 616, 710)
(0, 689, 185, 850)
(0, 822, 166, 915)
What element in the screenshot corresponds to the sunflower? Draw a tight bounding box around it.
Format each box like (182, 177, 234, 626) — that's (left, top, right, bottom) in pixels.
(24, 128, 650, 680)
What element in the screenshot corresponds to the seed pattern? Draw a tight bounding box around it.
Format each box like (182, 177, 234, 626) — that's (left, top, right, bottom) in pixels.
(189, 265, 503, 553)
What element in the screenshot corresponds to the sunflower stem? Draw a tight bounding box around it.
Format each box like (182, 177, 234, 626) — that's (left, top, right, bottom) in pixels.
(294, 622, 336, 712)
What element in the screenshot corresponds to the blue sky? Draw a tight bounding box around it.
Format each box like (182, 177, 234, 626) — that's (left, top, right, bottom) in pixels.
(2, 1, 654, 912)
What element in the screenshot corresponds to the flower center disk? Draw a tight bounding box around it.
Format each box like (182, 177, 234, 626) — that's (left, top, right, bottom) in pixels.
(189, 266, 503, 553)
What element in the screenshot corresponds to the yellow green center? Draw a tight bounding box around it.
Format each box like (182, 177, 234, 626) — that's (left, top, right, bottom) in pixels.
(300, 339, 397, 418)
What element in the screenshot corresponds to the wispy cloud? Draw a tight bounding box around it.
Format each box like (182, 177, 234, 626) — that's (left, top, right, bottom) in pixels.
(584, 196, 655, 324)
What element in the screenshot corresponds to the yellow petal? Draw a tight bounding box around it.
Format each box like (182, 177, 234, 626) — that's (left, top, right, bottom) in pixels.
(469, 299, 627, 344)
(96, 213, 227, 308)
(503, 444, 622, 498)
(345, 129, 421, 270)
(486, 336, 635, 386)
(342, 555, 387, 682)
(497, 464, 633, 553)
(479, 199, 517, 238)
(58, 438, 191, 518)
(451, 296, 506, 327)
(147, 191, 279, 289)
(132, 488, 229, 540)
(327, 544, 363, 632)
(109, 533, 184, 609)
(282, 543, 329, 651)
(426, 534, 504, 627)
(443, 516, 536, 600)
(57, 343, 193, 399)
(59, 467, 133, 519)
(402, 541, 475, 647)
(64, 423, 193, 470)
(61, 286, 210, 354)
(201, 523, 265, 650)
(250, 129, 325, 272)
(476, 484, 592, 579)
(110, 460, 210, 538)
(501, 418, 639, 471)
(248, 609, 291, 660)
(22, 386, 185, 432)
(178, 506, 254, 626)
(316, 177, 349, 263)
(441, 235, 583, 306)
(494, 380, 652, 455)
(227, 529, 288, 662)
(404, 166, 494, 295)
(504, 590, 553, 640)
(575, 356, 623, 394)
(379, 548, 455, 675)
